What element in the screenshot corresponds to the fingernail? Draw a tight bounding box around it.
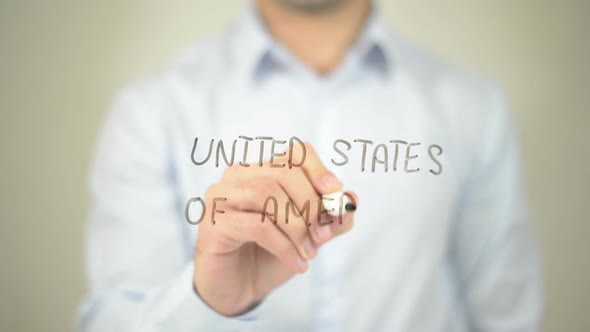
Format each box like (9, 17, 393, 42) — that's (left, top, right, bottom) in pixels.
(316, 223, 332, 241)
(297, 257, 308, 272)
(304, 238, 316, 258)
(320, 173, 342, 191)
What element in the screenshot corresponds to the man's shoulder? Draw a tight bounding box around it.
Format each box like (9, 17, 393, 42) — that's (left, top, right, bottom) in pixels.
(393, 33, 508, 129)
(390, 32, 503, 107)
(390, 33, 512, 171)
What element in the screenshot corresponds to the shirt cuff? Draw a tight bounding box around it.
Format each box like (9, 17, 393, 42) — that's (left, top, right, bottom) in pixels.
(141, 261, 262, 331)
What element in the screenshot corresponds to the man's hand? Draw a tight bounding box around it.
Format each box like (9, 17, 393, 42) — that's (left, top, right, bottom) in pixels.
(193, 143, 357, 316)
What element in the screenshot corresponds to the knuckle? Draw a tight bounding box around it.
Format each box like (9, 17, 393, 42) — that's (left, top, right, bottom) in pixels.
(232, 182, 255, 210)
(281, 165, 302, 181)
(254, 218, 270, 233)
(271, 165, 289, 178)
(302, 141, 315, 154)
(248, 178, 280, 199)
(240, 214, 260, 233)
(253, 215, 266, 227)
(276, 240, 293, 257)
(222, 164, 241, 180)
(205, 183, 220, 197)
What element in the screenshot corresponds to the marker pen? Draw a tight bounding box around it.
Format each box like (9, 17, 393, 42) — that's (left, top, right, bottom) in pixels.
(322, 192, 356, 217)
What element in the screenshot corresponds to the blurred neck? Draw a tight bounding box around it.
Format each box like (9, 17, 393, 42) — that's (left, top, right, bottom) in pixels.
(256, 0, 371, 74)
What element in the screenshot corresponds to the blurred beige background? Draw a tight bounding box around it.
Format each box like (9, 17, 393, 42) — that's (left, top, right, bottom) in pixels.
(1, 1, 588, 331)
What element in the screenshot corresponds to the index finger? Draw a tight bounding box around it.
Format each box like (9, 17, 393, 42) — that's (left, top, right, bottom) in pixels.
(286, 141, 342, 195)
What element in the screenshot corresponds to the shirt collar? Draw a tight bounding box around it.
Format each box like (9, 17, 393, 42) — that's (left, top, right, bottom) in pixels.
(231, 2, 394, 82)
(352, 8, 393, 77)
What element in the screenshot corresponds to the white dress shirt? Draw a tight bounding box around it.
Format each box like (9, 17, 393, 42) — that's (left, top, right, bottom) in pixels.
(78, 5, 542, 332)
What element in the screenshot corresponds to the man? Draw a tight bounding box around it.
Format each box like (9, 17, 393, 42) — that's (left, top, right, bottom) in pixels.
(78, 0, 542, 330)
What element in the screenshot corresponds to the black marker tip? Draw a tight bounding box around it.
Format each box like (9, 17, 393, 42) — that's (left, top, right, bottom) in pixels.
(345, 203, 356, 212)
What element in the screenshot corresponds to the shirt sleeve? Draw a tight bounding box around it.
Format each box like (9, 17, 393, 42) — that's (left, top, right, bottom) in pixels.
(450, 89, 543, 331)
(76, 84, 262, 331)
